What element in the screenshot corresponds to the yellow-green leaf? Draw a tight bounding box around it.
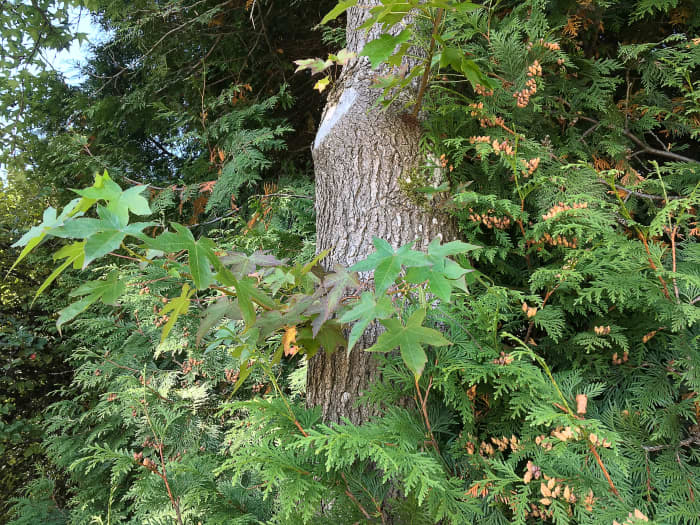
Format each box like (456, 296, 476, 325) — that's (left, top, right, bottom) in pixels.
(160, 284, 194, 342)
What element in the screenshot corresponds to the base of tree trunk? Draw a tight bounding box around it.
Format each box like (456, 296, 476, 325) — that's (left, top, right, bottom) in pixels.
(306, 329, 382, 425)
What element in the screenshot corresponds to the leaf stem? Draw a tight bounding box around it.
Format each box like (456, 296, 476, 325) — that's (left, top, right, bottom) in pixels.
(414, 375, 440, 456)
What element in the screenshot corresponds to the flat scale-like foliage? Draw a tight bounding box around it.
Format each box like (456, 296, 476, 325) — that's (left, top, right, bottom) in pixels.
(3, 0, 700, 524)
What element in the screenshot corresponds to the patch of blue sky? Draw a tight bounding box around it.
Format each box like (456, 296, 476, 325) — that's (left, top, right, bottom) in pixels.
(1, 7, 106, 182)
(42, 6, 109, 84)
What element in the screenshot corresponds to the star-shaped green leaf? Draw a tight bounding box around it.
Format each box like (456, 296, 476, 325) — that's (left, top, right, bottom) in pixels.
(141, 223, 216, 290)
(57, 270, 127, 332)
(404, 238, 479, 301)
(339, 292, 394, 353)
(73, 178, 151, 226)
(159, 284, 195, 342)
(310, 265, 360, 336)
(350, 237, 429, 294)
(366, 308, 451, 377)
(9, 198, 83, 273)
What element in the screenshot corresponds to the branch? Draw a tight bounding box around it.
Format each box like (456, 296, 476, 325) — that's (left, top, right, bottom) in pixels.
(186, 33, 223, 75)
(251, 192, 313, 200)
(623, 129, 698, 164)
(642, 435, 700, 453)
(147, 137, 178, 158)
(575, 116, 698, 164)
(588, 442, 621, 499)
(340, 473, 372, 521)
(414, 376, 441, 456)
(411, 8, 444, 119)
(189, 211, 237, 228)
(614, 184, 682, 201)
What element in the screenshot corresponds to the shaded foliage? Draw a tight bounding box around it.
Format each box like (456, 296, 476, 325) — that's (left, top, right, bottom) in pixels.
(2, 0, 700, 524)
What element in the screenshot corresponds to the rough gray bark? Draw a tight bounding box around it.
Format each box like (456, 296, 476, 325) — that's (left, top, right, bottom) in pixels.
(307, 3, 454, 424)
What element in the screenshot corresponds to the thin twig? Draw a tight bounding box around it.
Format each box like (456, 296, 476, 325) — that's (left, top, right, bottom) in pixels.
(141, 390, 184, 525)
(251, 192, 313, 200)
(108, 252, 145, 263)
(623, 129, 697, 164)
(341, 473, 372, 520)
(579, 123, 600, 142)
(588, 442, 621, 499)
(643, 450, 653, 501)
(414, 376, 440, 456)
(189, 211, 237, 228)
(542, 355, 621, 500)
(524, 286, 559, 343)
(576, 115, 697, 164)
(637, 232, 672, 300)
(642, 436, 700, 452)
(670, 225, 680, 303)
(122, 176, 178, 191)
(614, 185, 681, 201)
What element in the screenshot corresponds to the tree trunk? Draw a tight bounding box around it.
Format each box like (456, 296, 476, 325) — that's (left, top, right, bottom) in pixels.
(307, 3, 453, 424)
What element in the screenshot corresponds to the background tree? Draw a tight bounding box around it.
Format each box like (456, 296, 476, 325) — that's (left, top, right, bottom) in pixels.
(2, 0, 700, 523)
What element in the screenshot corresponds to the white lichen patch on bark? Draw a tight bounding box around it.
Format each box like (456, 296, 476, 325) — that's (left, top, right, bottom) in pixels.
(314, 87, 358, 150)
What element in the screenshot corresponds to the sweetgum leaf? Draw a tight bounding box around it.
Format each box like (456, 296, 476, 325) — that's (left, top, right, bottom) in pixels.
(33, 241, 86, 303)
(310, 265, 360, 336)
(159, 284, 194, 342)
(83, 230, 126, 267)
(339, 292, 394, 352)
(361, 29, 412, 69)
(320, 0, 358, 25)
(350, 238, 429, 294)
(366, 309, 450, 377)
(57, 271, 127, 333)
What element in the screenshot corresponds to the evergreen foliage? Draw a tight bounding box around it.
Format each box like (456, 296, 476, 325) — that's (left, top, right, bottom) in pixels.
(2, 0, 699, 524)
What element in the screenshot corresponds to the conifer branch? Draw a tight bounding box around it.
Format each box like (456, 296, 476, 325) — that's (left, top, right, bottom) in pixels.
(588, 442, 621, 499)
(641, 436, 700, 452)
(415, 376, 440, 457)
(340, 472, 372, 521)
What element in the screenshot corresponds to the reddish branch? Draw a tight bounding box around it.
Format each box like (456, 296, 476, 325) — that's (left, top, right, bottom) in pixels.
(670, 225, 680, 302)
(415, 376, 441, 456)
(155, 439, 184, 525)
(341, 472, 372, 521)
(140, 398, 184, 525)
(553, 396, 622, 499)
(588, 442, 621, 499)
(525, 286, 559, 343)
(637, 232, 672, 300)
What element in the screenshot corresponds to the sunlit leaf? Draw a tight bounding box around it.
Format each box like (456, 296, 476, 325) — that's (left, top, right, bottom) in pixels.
(350, 238, 429, 294)
(361, 29, 412, 69)
(57, 271, 126, 333)
(33, 241, 86, 303)
(314, 76, 331, 92)
(159, 284, 194, 342)
(320, 0, 358, 25)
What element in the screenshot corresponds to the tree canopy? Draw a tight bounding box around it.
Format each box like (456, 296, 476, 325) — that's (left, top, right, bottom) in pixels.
(1, 0, 699, 523)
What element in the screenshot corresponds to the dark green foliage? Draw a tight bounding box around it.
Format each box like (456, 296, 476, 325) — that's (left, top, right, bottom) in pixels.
(0, 176, 74, 520)
(3, 0, 700, 524)
(0, 313, 70, 522)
